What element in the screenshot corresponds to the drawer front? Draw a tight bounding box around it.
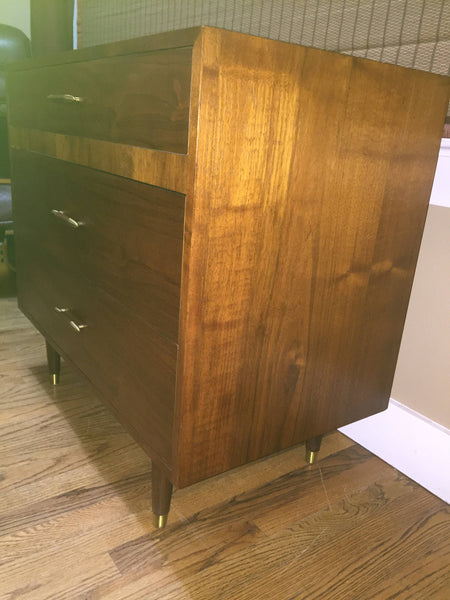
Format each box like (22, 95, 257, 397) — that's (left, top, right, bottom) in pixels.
(16, 242, 177, 468)
(7, 47, 192, 153)
(12, 150, 185, 341)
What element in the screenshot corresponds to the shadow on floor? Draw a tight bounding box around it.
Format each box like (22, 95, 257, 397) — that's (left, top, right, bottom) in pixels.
(28, 356, 155, 529)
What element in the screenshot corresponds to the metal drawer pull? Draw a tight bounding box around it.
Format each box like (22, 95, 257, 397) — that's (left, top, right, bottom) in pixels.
(69, 320, 88, 333)
(51, 209, 85, 229)
(46, 93, 85, 104)
(54, 306, 88, 333)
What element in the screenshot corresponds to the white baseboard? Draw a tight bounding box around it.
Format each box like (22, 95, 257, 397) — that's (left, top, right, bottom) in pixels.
(339, 399, 450, 503)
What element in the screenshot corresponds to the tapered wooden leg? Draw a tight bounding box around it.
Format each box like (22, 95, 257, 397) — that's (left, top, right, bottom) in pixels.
(46, 340, 61, 385)
(152, 463, 173, 529)
(305, 435, 323, 464)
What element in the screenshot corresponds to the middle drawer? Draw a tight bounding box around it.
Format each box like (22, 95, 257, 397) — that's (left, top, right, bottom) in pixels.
(12, 150, 185, 341)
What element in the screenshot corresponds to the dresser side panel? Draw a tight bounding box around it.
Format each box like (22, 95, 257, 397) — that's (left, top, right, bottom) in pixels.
(174, 28, 449, 487)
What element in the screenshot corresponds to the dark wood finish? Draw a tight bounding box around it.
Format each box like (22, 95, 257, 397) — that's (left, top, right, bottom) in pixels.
(12, 150, 185, 340)
(30, 0, 74, 57)
(7, 28, 449, 519)
(15, 239, 178, 471)
(151, 464, 173, 517)
(8, 48, 192, 153)
(174, 28, 449, 487)
(306, 435, 323, 454)
(45, 339, 60, 381)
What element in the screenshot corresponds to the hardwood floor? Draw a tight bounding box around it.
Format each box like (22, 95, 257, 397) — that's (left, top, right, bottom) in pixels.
(0, 296, 448, 599)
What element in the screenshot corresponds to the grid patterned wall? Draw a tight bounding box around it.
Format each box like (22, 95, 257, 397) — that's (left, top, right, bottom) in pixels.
(78, 0, 450, 79)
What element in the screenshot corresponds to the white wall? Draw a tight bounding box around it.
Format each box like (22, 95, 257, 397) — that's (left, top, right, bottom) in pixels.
(341, 138, 449, 431)
(392, 138, 450, 428)
(340, 139, 450, 503)
(0, 0, 31, 38)
(391, 204, 450, 428)
(429, 138, 450, 209)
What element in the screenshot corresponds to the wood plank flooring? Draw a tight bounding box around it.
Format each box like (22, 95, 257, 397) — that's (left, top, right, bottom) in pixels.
(0, 296, 449, 599)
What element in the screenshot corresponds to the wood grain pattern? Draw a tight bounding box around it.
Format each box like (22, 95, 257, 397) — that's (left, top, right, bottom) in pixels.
(14, 243, 178, 471)
(1, 300, 449, 600)
(7, 26, 449, 522)
(12, 149, 185, 340)
(8, 126, 188, 193)
(174, 27, 449, 487)
(7, 47, 192, 153)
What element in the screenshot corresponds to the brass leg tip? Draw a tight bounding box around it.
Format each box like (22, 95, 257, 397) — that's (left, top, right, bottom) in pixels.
(52, 373, 60, 385)
(306, 450, 317, 464)
(153, 514, 168, 529)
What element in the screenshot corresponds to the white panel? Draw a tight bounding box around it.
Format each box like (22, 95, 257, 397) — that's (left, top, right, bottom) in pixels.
(340, 399, 450, 503)
(430, 139, 450, 208)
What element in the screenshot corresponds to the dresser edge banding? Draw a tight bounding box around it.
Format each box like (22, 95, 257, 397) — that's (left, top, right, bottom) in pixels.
(8, 126, 188, 194)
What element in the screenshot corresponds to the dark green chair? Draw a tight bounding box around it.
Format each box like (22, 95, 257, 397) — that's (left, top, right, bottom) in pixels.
(0, 24, 31, 271)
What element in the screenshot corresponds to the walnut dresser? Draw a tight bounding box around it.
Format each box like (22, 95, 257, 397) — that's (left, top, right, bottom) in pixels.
(6, 27, 449, 527)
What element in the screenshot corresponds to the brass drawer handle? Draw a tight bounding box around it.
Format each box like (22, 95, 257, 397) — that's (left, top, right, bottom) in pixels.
(54, 306, 88, 333)
(46, 93, 85, 104)
(69, 320, 88, 333)
(51, 209, 85, 229)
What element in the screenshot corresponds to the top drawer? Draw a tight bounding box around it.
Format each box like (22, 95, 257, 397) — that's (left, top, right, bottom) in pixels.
(7, 47, 192, 154)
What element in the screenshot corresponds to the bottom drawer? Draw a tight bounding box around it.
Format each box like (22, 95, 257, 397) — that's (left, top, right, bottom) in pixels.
(17, 242, 177, 469)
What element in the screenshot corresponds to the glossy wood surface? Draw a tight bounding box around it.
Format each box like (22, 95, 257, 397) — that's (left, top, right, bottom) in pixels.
(12, 150, 185, 340)
(8, 127, 188, 193)
(14, 238, 178, 471)
(8, 47, 192, 153)
(174, 28, 449, 486)
(1, 300, 449, 599)
(7, 27, 449, 504)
